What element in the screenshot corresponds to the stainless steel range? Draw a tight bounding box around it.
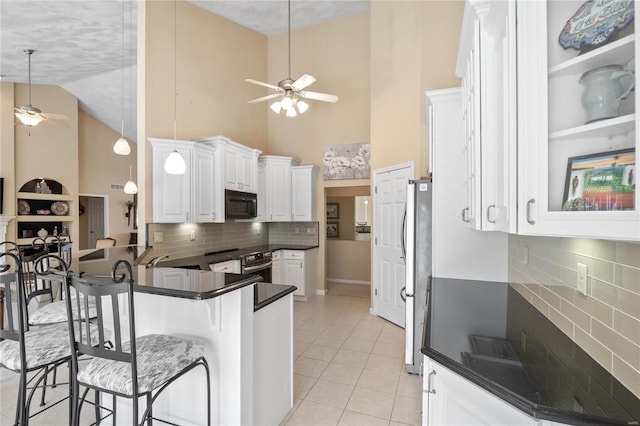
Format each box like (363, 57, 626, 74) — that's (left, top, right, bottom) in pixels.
(240, 250, 272, 282)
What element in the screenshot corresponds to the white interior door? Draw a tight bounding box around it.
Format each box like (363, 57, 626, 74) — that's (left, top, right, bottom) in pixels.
(87, 197, 106, 249)
(372, 162, 414, 327)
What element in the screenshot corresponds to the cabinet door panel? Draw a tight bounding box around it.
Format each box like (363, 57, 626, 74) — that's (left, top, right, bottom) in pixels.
(192, 147, 216, 222)
(152, 142, 190, 223)
(284, 258, 304, 297)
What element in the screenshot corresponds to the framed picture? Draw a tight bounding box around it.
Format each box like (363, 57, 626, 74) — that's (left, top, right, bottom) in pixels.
(562, 148, 635, 211)
(326, 203, 339, 219)
(327, 222, 339, 238)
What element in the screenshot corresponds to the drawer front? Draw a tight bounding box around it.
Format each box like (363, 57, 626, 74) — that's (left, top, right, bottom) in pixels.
(283, 250, 304, 260)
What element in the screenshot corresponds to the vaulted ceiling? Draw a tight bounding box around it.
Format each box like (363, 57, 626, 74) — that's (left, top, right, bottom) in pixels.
(0, 0, 368, 142)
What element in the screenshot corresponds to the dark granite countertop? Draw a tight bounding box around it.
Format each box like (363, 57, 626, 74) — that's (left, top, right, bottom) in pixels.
(254, 283, 297, 311)
(146, 244, 319, 270)
(73, 246, 262, 300)
(421, 279, 639, 426)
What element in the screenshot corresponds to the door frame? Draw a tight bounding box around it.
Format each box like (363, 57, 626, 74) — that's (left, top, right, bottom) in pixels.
(371, 161, 415, 319)
(79, 194, 109, 250)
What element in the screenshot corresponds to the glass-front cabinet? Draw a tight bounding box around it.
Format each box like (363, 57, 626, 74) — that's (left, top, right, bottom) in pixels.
(517, 0, 639, 240)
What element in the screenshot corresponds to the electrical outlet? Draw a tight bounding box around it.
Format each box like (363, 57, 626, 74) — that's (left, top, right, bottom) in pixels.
(523, 246, 529, 265)
(153, 231, 164, 243)
(307, 227, 316, 234)
(577, 263, 588, 296)
(190, 230, 196, 241)
(295, 227, 300, 234)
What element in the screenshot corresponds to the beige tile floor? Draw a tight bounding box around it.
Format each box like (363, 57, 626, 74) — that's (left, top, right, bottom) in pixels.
(0, 283, 423, 426)
(283, 283, 422, 426)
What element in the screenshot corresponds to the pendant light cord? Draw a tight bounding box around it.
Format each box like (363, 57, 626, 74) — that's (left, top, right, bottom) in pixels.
(26, 50, 32, 106)
(173, 0, 178, 145)
(121, 0, 125, 137)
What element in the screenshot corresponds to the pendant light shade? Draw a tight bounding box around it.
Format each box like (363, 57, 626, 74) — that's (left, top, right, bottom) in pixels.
(124, 180, 138, 194)
(165, 149, 187, 175)
(124, 163, 138, 194)
(113, 0, 131, 156)
(113, 135, 131, 155)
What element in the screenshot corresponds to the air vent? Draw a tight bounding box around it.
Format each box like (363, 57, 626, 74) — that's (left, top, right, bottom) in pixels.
(110, 183, 125, 191)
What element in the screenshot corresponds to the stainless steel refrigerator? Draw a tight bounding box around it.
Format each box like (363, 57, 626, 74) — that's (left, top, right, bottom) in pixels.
(403, 178, 432, 374)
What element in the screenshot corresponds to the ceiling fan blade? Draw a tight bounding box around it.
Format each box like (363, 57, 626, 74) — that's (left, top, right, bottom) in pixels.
(42, 112, 70, 121)
(245, 78, 280, 91)
(292, 74, 316, 91)
(248, 93, 281, 104)
(301, 91, 338, 103)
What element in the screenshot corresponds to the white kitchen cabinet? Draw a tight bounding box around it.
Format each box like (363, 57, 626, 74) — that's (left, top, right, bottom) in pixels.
(260, 156, 300, 222)
(291, 165, 318, 222)
(271, 250, 282, 284)
(282, 249, 316, 300)
(209, 259, 241, 273)
(193, 135, 262, 194)
(149, 138, 224, 223)
(456, 0, 517, 232)
(516, 0, 639, 240)
(255, 161, 267, 222)
(422, 356, 540, 426)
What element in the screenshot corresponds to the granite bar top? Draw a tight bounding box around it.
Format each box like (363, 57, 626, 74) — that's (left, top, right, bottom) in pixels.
(421, 279, 639, 426)
(254, 283, 297, 311)
(73, 246, 262, 300)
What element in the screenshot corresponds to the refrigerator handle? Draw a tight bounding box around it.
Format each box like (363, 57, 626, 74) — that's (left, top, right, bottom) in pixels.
(400, 204, 407, 261)
(400, 286, 406, 302)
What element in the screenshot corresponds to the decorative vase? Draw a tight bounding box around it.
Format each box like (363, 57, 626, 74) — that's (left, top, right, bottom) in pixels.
(579, 64, 634, 123)
(37, 228, 48, 238)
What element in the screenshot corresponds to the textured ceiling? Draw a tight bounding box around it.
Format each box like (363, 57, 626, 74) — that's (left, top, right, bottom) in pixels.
(0, 0, 368, 143)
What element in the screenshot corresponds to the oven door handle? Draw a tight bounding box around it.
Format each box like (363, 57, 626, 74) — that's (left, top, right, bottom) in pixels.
(243, 261, 273, 273)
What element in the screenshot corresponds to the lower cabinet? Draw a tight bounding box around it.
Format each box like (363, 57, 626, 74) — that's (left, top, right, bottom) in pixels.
(422, 356, 563, 426)
(278, 249, 317, 300)
(271, 250, 282, 284)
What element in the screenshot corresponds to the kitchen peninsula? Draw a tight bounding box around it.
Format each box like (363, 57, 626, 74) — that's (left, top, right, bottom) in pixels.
(72, 246, 295, 426)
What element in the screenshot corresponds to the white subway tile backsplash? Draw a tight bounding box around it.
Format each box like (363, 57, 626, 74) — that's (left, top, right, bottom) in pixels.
(509, 234, 640, 399)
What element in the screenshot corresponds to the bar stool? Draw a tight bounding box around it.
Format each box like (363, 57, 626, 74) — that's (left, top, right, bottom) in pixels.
(65, 259, 211, 425)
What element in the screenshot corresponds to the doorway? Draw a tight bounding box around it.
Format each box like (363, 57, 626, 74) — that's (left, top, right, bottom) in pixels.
(78, 195, 108, 249)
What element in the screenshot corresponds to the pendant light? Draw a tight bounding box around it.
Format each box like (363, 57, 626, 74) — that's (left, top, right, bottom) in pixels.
(113, 0, 131, 156)
(164, 0, 187, 175)
(124, 163, 138, 194)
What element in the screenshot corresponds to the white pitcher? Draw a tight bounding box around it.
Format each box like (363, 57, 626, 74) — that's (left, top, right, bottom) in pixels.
(579, 64, 635, 123)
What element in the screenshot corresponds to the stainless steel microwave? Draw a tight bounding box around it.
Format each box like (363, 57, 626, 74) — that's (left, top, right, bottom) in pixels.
(225, 190, 257, 219)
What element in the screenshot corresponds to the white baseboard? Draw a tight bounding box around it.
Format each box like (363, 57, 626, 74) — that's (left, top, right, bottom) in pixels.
(326, 278, 371, 286)
(316, 289, 327, 296)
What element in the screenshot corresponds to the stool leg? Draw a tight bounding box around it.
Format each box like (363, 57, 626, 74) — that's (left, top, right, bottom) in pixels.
(39, 366, 48, 406)
(146, 393, 152, 426)
(94, 390, 100, 425)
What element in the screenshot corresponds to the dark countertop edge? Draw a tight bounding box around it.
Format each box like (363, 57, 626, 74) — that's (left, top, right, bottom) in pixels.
(267, 244, 319, 251)
(134, 275, 262, 300)
(254, 284, 297, 312)
(420, 346, 635, 426)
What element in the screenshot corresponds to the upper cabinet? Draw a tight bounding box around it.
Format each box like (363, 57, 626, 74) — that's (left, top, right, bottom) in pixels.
(194, 136, 262, 194)
(516, 0, 639, 240)
(456, 0, 517, 233)
(260, 156, 300, 222)
(291, 165, 319, 222)
(149, 137, 224, 223)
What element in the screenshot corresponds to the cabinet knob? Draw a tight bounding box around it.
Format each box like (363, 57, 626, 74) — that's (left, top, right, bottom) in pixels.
(526, 199, 536, 225)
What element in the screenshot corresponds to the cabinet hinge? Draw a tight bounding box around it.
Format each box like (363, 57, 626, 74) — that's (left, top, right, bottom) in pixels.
(374, 186, 378, 194)
(374, 237, 377, 245)
(375, 288, 378, 296)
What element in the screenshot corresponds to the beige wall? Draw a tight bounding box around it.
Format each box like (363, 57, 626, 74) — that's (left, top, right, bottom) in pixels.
(327, 239, 372, 283)
(78, 109, 137, 247)
(0, 83, 16, 219)
(371, 0, 463, 177)
(326, 196, 355, 240)
(143, 0, 269, 225)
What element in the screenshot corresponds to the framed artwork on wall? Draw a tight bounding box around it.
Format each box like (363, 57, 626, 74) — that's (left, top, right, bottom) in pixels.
(327, 222, 339, 238)
(326, 203, 339, 219)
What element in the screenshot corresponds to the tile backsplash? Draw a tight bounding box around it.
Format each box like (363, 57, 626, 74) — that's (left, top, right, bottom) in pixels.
(509, 234, 640, 399)
(146, 221, 318, 259)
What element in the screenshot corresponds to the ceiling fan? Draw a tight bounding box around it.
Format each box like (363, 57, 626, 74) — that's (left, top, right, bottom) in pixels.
(14, 49, 69, 128)
(245, 0, 338, 117)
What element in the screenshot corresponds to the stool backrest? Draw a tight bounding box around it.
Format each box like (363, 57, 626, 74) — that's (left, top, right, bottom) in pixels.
(66, 260, 138, 384)
(0, 251, 27, 359)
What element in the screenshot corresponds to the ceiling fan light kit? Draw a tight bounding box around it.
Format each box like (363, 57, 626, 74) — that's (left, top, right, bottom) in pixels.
(14, 49, 69, 129)
(245, 0, 338, 117)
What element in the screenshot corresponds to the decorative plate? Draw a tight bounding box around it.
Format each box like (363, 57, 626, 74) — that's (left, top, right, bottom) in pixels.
(18, 200, 30, 215)
(51, 201, 70, 216)
(558, 0, 634, 53)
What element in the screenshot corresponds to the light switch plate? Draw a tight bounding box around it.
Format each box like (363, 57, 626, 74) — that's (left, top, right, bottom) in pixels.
(577, 263, 588, 296)
(190, 230, 196, 241)
(153, 231, 164, 243)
